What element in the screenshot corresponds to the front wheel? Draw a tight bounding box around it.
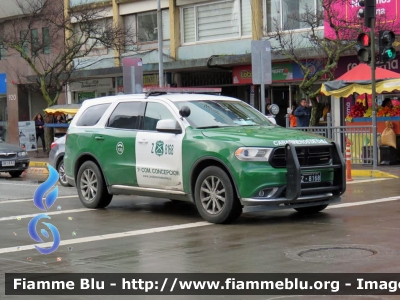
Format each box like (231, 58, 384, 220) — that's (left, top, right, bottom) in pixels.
(294, 204, 328, 214)
(76, 161, 112, 208)
(194, 166, 242, 224)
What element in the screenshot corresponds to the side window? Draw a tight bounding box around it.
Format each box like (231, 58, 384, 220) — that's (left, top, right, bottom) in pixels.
(76, 103, 110, 126)
(143, 102, 176, 131)
(107, 102, 141, 130)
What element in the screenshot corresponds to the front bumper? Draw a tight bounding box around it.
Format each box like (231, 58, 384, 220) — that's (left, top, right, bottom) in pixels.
(0, 159, 30, 172)
(239, 142, 346, 210)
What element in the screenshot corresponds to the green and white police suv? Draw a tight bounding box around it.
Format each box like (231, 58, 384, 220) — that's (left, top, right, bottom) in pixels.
(64, 88, 346, 224)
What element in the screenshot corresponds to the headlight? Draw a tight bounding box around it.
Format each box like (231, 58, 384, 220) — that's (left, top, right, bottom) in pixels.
(18, 151, 27, 157)
(234, 147, 273, 161)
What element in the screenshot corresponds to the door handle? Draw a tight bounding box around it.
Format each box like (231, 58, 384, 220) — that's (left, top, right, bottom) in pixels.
(138, 139, 148, 144)
(95, 136, 104, 140)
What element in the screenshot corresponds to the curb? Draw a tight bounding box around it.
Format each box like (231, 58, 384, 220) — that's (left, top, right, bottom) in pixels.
(352, 170, 399, 179)
(27, 161, 49, 175)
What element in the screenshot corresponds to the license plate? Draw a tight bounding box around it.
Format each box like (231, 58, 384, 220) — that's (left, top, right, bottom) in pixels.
(301, 172, 321, 183)
(2, 160, 15, 167)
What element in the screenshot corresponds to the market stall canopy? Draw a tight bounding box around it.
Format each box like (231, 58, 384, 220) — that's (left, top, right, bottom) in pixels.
(44, 104, 81, 115)
(321, 63, 400, 98)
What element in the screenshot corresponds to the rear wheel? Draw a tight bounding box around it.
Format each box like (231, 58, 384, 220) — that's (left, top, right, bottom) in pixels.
(9, 171, 23, 178)
(57, 158, 71, 187)
(76, 161, 112, 208)
(294, 204, 328, 214)
(194, 166, 242, 224)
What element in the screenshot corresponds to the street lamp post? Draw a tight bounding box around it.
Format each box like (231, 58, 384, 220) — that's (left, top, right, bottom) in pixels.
(157, 0, 164, 87)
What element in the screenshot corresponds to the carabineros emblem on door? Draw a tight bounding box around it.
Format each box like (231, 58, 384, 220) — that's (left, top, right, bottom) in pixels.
(155, 140, 164, 157)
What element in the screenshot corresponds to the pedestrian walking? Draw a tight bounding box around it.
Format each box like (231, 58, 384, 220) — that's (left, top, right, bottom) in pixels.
(293, 99, 311, 127)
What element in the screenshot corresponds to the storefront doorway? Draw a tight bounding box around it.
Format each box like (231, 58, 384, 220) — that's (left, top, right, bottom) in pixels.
(271, 87, 290, 127)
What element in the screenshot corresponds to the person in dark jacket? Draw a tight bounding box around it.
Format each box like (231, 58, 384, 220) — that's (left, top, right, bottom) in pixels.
(293, 99, 311, 127)
(34, 113, 46, 152)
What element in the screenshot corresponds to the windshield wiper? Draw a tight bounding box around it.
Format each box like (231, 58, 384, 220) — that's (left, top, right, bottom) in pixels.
(197, 125, 227, 129)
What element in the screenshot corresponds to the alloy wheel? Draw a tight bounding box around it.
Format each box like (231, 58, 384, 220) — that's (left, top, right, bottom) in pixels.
(199, 175, 226, 215)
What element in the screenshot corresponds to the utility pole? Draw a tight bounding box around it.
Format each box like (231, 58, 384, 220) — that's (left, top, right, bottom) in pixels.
(358, 0, 377, 167)
(157, 0, 164, 87)
(371, 19, 377, 168)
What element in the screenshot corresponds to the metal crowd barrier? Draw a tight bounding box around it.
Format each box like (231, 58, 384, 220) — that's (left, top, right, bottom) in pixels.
(284, 113, 374, 165)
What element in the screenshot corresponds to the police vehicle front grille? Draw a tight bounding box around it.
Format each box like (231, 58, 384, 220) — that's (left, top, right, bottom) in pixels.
(269, 146, 332, 168)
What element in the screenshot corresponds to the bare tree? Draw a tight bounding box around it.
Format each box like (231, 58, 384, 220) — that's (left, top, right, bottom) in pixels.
(265, 0, 398, 126)
(0, 0, 137, 107)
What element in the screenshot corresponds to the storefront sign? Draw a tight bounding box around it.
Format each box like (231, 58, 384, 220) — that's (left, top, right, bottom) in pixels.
(233, 60, 324, 84)
(324, 0, 400, 39)
(272, 63, 293, 81)
(233, 66, 253, 84)
(116, 74, 167, 92)
(0, 74, 6, 94)
(335, 56, 400, 78)
(144, 74, 160, 86)
(70, 78, 113, 91)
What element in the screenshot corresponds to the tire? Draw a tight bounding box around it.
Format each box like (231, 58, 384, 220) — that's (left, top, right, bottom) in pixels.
(294, 204, 328, 214)
(76, 161, 112, 208)
(194, 166, 242, 224)
(9, 171, 23, 178)
(57, 158, 71, 187)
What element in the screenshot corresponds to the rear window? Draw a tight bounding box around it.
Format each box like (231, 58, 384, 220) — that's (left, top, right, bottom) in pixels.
(76, 103, 111, 126)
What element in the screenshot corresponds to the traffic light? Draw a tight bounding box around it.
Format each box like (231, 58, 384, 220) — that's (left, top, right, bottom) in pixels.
(357, 32, 371, 63)
(379, 30, 396, 63)
(358, 0, 376, 28)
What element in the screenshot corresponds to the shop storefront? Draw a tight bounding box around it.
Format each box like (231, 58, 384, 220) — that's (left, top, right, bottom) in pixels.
(69, 78, 115, 103)
(232, 61, 330, 127)
(116, 73, 171, 93)
(324, 57, 400, 163)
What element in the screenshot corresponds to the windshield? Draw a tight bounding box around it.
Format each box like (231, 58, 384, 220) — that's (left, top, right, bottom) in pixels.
(172, 100, 274, 128)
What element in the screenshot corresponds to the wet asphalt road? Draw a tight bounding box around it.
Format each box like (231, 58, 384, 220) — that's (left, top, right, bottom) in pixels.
(0, 172, 400, 300)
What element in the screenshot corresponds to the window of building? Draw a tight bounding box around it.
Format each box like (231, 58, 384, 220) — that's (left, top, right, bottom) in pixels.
(107, 102, 141, 130)
(31, 29, 39, 56)
(73, 18, 112, 54)
(181, 0, 251, 44)
(265, 0, 322, 32)
(76, 103, 110, 126)
(20, 30, 28, 56)
(42, 27, 50, 54)
(0, 45, 5, 60)
(143, 102, 176, 131)
(137, 10, 170, 43)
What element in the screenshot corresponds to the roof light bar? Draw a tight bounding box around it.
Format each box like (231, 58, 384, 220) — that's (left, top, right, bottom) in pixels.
(143, 87, 222, 93)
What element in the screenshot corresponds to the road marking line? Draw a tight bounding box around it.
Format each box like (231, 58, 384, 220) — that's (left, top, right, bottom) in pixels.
(1, 196, 400, 254)
(326, 196, 400, 209)
(346, 178, 392, 184)
(0, 208, 92, 221)
(0, 222, 211, 254)
(0, 195, 78, 204)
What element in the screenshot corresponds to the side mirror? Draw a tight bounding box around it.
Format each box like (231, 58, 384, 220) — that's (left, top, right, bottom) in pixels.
(179, 106, 191, 118)
(156, 119, 182, 134)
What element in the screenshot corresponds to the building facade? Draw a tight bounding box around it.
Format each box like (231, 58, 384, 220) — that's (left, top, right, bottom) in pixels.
(1, 0, 399, 144)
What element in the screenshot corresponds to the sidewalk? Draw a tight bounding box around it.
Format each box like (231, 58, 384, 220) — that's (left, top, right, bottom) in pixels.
(26, 151, 400, 179)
